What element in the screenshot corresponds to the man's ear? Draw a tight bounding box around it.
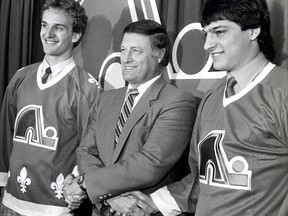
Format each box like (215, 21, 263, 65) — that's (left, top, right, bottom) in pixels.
(72, 32, 82, 43)
(155, 48, 165, 64)
(250, 27, 261, 41)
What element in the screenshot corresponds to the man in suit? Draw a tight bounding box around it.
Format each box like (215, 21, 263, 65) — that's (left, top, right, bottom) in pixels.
(63, 19, 197, 215)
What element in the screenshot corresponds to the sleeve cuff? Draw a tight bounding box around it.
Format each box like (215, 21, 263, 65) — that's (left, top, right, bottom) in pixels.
(0, 172, 8, 187)
(150, 186, 181, 216)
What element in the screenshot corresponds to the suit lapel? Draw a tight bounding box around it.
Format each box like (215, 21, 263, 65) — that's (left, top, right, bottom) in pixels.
(111, 77, 166, 164)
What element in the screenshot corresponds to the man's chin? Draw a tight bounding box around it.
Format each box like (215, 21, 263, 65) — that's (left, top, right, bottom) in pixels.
(122, 75, 134, 83)
(212, 63, 226, 72)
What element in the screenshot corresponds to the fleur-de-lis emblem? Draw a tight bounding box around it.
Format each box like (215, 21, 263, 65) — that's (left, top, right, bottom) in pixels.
(17, 167, 31, 193)
(50, 173, 64, 199)
(88, 73, 102, 90)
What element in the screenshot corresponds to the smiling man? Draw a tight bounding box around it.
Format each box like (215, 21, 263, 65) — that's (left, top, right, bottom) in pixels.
(62, 19, 197, 216)
(0, 0, 101, 215)
(114, 0, 288, 216)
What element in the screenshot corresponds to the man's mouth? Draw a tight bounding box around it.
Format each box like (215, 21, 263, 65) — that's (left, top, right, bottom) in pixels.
(124, 66, 136, 70)
(44, 39, 57, 44)
(211, 52, 223, 57)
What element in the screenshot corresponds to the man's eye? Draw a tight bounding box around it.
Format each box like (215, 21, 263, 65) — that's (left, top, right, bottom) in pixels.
(132, 49, 141, 53)
(41, 23, 47, 28)
(55, 26, 64, 31)
(215, 30, 225, 35)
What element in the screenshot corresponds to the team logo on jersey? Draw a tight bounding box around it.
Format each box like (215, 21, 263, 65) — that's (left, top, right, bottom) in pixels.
(198, 130, 252, 190)
(13, 105, 59, 150)
(17, 167, 31, 193)
(50, 173, 64, 199)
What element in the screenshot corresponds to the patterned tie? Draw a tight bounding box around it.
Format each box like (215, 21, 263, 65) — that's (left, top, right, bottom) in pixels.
(115, 88, 139, 144)
(42, 67, 52, 84)
(225, 76, 237, 98)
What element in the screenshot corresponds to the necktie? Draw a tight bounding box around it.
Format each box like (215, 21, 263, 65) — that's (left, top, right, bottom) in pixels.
(42, 67, 52, 84)
(225, 76, 237, 98)
(115, 88, 139, 144)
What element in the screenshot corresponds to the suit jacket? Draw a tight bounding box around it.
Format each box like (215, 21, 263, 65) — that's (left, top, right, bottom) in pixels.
(77, 76, 197, 213)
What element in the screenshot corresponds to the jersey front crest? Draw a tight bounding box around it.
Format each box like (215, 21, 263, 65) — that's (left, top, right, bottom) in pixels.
(13, 105, 59, 150)
(198, 130, 252, 190)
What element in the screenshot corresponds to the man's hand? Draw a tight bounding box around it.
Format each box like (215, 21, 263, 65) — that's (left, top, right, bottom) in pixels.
(63, 174, 74, 187)
(63, 174, 87, 210)
(122, 191, 158, 213)
(107, 191, 158, 216)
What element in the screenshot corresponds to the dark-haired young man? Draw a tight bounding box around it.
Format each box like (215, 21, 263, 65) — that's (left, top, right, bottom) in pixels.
(0, 0, 101, 215)
(63, 19, 197, 216)
(115, 0, 288, 215)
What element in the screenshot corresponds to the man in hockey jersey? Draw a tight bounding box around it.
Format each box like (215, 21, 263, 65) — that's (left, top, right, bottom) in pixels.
(108, 0, 288, 215)
(0, 0, 101, 215)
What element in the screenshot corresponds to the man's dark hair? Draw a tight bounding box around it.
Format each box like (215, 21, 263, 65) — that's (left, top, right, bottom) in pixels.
(42, 0, 88, 48)
(201, 0, 275, 61)
(123, 19, 171, 67)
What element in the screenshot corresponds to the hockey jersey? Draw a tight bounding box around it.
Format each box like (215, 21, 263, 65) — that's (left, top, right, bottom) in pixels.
(168, 62, 288, 215)
(0, 61, 101, 215)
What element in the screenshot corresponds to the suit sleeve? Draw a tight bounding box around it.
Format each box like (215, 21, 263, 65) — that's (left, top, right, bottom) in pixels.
(79, 90, 197, 204)
(77, 96, 105, 174)
(0, 77, 18, 186)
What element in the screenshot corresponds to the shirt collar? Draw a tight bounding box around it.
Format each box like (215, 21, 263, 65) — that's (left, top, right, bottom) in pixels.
(126, 74, 161, 108)
(42, 57, 74, 75)
(228, 52, 268, 91)
(127, 74, 161, 96)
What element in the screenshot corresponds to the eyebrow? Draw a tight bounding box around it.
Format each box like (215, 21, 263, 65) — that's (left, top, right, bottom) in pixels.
(204, 25, 228, 33)
(54, 23, 68, 28)
(212, 25, 227, 29)
(120, 44, 143, 49)
(41, 21, 68, 28)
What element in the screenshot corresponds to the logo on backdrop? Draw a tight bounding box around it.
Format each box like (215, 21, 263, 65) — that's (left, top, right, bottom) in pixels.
(75, 0, 85, 5)
(95, 0, 226, 90)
